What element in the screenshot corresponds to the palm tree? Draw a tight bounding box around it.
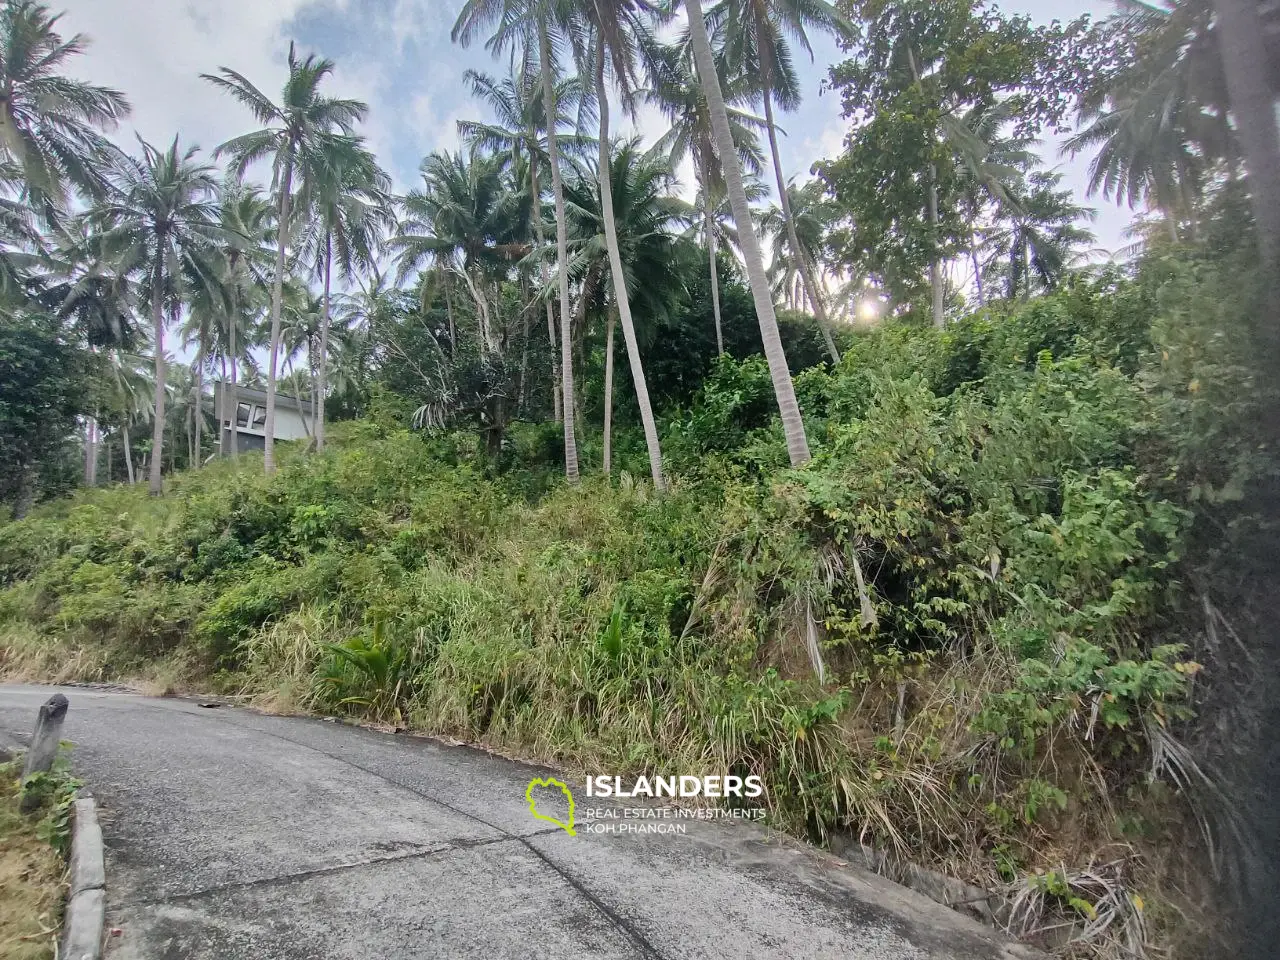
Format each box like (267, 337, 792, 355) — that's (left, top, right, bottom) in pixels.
(710, 0, 848, 358)
(995, 170, 1096, 300)
(682, 0, 811, 465)
(297, 139, 390, 451)
(459, 64, 592, 422)
(93, 136, 225, 495)
(389, 148, 526, 355)
(42, 222, 134, 484)
(0, 0, 130, 220)
(1210, 0, 1280, 273)
(945, 105, 1034, 306)
(762, 178, 835, 312)
(578, 1, 671, 491)
(453, 0, 589, 482)
(210, 182, 273, 458)
(651, 33, 766, 354)
(204, 44, 367, 475)
(563, 140, 693, 475)
(1064, 0, 1230, 244)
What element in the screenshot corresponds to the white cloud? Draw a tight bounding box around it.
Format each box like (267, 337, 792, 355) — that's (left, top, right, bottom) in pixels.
(58, 0, 317, 153)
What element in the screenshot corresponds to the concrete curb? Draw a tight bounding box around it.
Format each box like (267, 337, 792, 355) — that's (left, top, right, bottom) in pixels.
(830, 834, 1008, 927)
(62, 795, 106, 960)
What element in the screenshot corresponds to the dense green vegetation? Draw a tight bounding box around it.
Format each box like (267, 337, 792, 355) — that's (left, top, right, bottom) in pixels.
(1, 0, 1278, 956)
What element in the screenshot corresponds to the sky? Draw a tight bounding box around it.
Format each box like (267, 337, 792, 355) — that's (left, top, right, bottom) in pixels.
(55, 0, 1132, 256)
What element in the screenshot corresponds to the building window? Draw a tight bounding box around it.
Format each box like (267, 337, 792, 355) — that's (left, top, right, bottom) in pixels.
(251, 405, 266, 429)
(235, 402, 252, 428)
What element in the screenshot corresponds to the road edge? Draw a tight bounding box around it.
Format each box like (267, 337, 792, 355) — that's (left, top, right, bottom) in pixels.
(62, 794, 106, 960)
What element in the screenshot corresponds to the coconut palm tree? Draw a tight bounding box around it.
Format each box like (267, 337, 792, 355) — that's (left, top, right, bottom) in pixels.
(651, 33, 766, 354)
(682, 0, 811, 465)
(92, 136, 225, 494)
(1210, 0, 1280, 272)
(563, 139, 693, 474)
(204, 45, 368, 475)
(389, 148, 527, 356)
(710, 0, 849, 359)
(459, 64, 593, 422)
(453, 0, 590, 482)
(296, 139, 390, 451)
(575, 0, 672, 490)
(992, 170, 1096, 300)
(210, 182, 273, 459)
(42, 221, 135, 484)
(1064, 0, 1230, 244)
(762, 178, 835, 313)
(0, 0, 130, 220)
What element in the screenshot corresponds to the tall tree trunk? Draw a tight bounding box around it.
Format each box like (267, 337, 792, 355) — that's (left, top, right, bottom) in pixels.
(288, 358, 312, 438)
(762, 88, 840, 363)
(148, 252, 166, 495)
(1212, 0, 1280, 278)
(83, 417, 96, 486)
(685, 0, 811, 466)
(595, 33, 666, 492)
(443, 271, 457, 359)
(229, 292, 239, 460)
(970, 234, 985, 307)
(528, 128, 562, 423)
(603, 306, 615, 477)
(928, 164, 944, 327)
(123, 423, 134, 485)
(700, 162, 724, 355)
(263, 156, 294, 476)
(317, 231, 332, 452)
(518, 276, 531, 417)
(540, 20, 579, 481)
(192, 360, 203, 467)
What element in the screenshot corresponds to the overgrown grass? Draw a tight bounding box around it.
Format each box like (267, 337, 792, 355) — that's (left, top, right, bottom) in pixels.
(0, 755, 78, 960)
(1, 266, 1264, 958)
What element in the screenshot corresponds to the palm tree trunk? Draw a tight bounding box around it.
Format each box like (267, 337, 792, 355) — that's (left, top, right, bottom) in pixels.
(123, 423, 134, 485)
(928, 163, 944, 327)
(443, 271, 457, 358)
(518, 278, 531, 416)
(229, 292, 239, 460)
(685, 0, 811, 466)
(83, 417, 96, 486)
(540, 20, 579, 481)
(288, 358, 312, 438)
(762, 88, 839, 363)
(148, 253, 166, 495)
(699, 162, 724, 355)
(970, 234, 985, 307)
(263, 156, 294, 476)
(317, 231, 332, 452)
(604, 306, 615, 477)
(193, 361, 203, 467)
(527, 128, 562, 423)
(595, 33, 666, 492)
(1212, 0, 1280, 277)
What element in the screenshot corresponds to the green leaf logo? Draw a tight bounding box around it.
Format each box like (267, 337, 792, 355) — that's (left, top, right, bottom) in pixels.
(526, 777, 576, 836)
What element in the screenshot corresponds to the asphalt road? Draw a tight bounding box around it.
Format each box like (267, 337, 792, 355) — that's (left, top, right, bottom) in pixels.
(0, 684, 1040, 960)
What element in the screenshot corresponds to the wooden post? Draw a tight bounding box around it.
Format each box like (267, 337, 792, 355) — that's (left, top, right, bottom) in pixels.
(22, 693, 68, 778)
